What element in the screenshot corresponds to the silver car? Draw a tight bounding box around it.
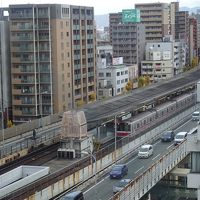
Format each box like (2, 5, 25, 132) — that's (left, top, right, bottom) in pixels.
(113, 179, 131, 193)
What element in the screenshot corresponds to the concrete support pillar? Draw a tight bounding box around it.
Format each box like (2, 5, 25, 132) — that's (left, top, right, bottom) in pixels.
(197, 188, 200, 200)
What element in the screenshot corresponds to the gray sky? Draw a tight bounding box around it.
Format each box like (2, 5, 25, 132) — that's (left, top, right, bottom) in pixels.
(2, 0, 200, 15)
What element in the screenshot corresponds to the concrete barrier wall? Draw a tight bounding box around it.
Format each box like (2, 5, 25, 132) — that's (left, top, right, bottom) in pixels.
(29, 105, 196, 200)
(0, 166, 49, 199)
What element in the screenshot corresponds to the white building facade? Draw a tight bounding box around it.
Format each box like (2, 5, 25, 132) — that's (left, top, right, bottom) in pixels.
(141, 36, 186, 82)
(98, 64, 129, 99)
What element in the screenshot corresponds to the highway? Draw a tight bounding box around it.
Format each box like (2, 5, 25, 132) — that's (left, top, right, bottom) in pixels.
(83, 118, 196, 200)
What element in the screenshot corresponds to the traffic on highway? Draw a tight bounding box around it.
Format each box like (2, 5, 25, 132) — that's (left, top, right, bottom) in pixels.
(82, 116, 197, 200)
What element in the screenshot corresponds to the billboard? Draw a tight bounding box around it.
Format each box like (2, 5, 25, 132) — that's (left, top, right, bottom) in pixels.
(122, 9, 140, 23)
(112, 57, 123, 65)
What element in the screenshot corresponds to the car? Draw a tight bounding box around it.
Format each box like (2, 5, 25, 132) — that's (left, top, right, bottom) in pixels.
(113, 179, 132, 193)
(174, 131, 187, 145)
(61, 191, 84, 200)
(138, 144, 153, 158)
(192, 111, 200, 121)
(109, 164, 128, 179)
(161, 131, 174, 142)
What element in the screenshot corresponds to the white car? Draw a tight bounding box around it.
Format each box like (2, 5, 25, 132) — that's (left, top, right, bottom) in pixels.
(174, 131, 187, 145)
(138, 144, 153, 158)
(113, 179, 131, 193)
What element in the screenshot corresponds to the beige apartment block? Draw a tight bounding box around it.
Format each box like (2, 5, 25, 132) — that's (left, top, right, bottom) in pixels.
(135, 2, 178, 42)
(9, 4, 96, 123)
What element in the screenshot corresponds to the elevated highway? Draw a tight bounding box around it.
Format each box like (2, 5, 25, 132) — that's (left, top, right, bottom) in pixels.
(2, 105, 197, 200)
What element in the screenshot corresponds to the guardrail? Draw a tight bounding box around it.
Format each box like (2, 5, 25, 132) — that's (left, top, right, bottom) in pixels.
(111, 140, 188, 200)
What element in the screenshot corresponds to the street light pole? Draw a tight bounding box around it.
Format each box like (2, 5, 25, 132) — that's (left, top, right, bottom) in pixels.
(82, 151, 97, 197)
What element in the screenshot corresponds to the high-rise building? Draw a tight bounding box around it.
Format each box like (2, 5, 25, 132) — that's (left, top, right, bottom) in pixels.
(135, 2, 177, 42)
(175, 11, 189, 41)
(9, 4, 96, 123)
(0, 8, 11, 127)
(109, 12, 145, 67)
(189, 16, 198, 64)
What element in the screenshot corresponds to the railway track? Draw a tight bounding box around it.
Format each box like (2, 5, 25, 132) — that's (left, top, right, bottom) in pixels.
(0, 142, 59, 175)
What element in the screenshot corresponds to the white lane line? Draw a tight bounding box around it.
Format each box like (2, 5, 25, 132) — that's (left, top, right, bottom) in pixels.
(167, 143, 174, 149)
(135, 166, 144, 174)
(152, 154, 160, 161)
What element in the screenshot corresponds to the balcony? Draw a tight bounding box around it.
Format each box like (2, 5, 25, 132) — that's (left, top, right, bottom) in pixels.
(21, 110, 36, 115)
(10, 24, 33, 31)
(88, 81, 94, 86)
(13, 89, 22, 95)
(13, 99, 22, 105)
(13, 110, 22, 116)
(12, 57, 21, 63)
(12, 79, 21, 84)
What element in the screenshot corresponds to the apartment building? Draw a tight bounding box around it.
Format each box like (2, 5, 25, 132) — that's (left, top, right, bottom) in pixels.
(109, 12, 145, 67)
(0, 8, 11, 127)
(189, 16, 198, 64)
(98, 62, 129, 99)
(9, 4, 96, 123)
(141, 36, 186, 82)
(135, 2, 178, 42)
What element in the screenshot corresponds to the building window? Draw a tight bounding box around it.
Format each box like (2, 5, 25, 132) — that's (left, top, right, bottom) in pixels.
(121, 71, 124, 75)
(68, 93, 71, 98)
(99, 72, 104, 77)
(117, 80, 120, 84)
(121, 79, 124, 83)
(106, 72, 111, 77)
(117, 88, 120, 93)
(62, 95, 65, 101)
(62, 64, 64, 71)
(66, 32, 69, 37)
(62, 74, 64, 81)
(61, 32, 63, 39)
(117, 72, 120, 76)
(68, 83, 70, 88)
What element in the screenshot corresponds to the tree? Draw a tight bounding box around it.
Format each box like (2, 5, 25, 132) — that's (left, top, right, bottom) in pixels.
(125, 80, 133, 91)
(7, 120, 13, 128)
(138, 76, 145, 88)
(144, 76, 150, 86)
(76, 100, 85, 108)
(89, 93, 96, 102)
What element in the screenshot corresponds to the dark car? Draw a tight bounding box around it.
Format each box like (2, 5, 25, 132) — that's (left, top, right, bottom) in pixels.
(62, 191, 84, 200)
(161, 131, 174, 142)
(109, 164, 128, 179)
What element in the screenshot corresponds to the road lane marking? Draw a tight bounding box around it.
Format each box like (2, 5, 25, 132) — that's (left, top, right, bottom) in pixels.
(152, 154, 160, 161)
(167, 143, 174, 149)
(135, 166, 144, 174)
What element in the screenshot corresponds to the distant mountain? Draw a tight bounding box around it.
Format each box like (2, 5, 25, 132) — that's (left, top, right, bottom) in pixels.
(95, 7, 200, 28)
(95, 14, 109, 28)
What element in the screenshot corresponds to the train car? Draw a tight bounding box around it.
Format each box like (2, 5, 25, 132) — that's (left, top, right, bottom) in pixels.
(116, 93, 195, 138)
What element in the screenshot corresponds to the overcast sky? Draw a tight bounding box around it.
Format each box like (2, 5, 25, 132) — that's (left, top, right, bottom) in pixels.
(2, 0, 200, 15)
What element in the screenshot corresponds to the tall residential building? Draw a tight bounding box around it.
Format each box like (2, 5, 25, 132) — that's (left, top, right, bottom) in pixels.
(189, 16, 198, 63)
(0, 8, 11, 127)
(9, 4, 96, 123)
(109, 12, 145, 67)
(135, 2, 177, 42)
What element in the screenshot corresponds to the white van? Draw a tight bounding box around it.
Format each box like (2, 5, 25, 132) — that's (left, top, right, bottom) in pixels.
(138, 144, 153, 158)
(192, 111, 200, 121)
(174, 132, 187, 145)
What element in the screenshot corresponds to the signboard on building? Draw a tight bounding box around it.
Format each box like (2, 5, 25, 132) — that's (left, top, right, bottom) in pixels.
(112, 57, 123, 65)
(152, 52, 161, 61)
(163, 51, 171, 60)
(122, 9, 140, 23)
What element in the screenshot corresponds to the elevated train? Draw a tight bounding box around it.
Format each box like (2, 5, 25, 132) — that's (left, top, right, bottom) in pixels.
(116, 92, 196, 137)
